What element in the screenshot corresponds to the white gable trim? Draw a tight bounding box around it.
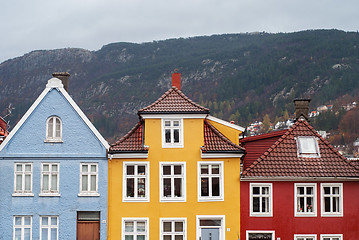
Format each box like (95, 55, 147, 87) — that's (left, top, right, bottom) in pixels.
(140, 114, 207, 119)
(206, 115, 245, 132)
(0, 78, 110, 152)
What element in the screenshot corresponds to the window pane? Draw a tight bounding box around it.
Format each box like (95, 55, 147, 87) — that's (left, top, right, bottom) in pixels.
(299, 137, 317, 153)
(43, 164, 49, 171)
(16, 175, 22, 191)
(91, 165, 97, 172)
(173, 121, 180, 127)
(199, 220, 221, 226)
(163, 222, 171, 232)
(42, 228, 48, 240)
(51, 174, 58, 191)
(333, 187, 339, 194)
(15, 217, 22, 225)
(125, 236, 134, 240)
(138, 178, 146, 197)
(175, 222, 183, 232)
(174, 165, 182, 175)
(127, 165, 134, 175)
(137, 221, 146, 232)
(16, 164, 22, 171)
(138, 166, 146, 175)
(137, 235, 145, 240)
(253, 187, 260, 195)
(126, 178, 134, 197)
(25, 164, 31, 171)
(51, 228, 57, 239)
(25, 175, 31, 191)
(125, 222, 134, 232)
(201, 178, 209, 196)
(211, 165, 219, 174)
(299, 197, 304, 212)
(43, 175, 50, 191)
(165, 129, 171, 143)
(306, 187, 313, 194)
(51, 164, 58, 172)
(212, 177, 220, 196)
(174, 178, 182, 197)
(173, 129, 179, 143)
(82, 165, 88, 172)
(333, 197, 339, 212)
(253, 197, 260, 212)
(15, 228, 21, 239)
(307, 197, 313, 212)
(201, 165, 208, 174)
(24, 216, 31, 225)
(163, 178, 171, 197)
(262, 187, 269, 195)
(298, 187, 304, 195)
(164, 236, 171, 240)
(165, 121, 171, 127)
(175, 236, 183, 240)
(42, 216, 49, 225)
(262, 197, 269, 212)
(55, 118, 61, 137)
(82, 175, 88, 191)
(324, 187, 330, 194)
(51, 217, 57, 225)
(90, 175, 96, 191)
(24, 228, 31, 240)
(324, 197, 331, 212)
(163, 166, 171, 175)
(48, 119, 53, 137)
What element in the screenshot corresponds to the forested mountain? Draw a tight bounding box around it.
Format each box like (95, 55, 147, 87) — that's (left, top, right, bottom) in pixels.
(0, 29, 358, 141)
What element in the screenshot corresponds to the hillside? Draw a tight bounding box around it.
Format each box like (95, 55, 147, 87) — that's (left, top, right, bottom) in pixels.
(0, 29, 358, 141)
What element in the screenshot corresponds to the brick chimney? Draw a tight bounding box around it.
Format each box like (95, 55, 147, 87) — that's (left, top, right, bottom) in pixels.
(52, 72, 70, 92)
(294, 98, 311, 121)
(172, 71, 181, 90)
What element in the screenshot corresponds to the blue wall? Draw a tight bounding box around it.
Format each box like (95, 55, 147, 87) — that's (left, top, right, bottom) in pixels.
(0, 88, 108, 239)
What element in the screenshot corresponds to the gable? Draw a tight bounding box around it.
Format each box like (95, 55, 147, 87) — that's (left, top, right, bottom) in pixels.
(0, 86, 108, 158)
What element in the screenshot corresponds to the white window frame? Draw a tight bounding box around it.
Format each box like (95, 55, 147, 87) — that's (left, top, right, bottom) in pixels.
(40, 216, 59, 240)
(162, 118, 184, 148)
(196, 215, 225, 240)
(159, 162, 186, 202)
(123, 162, 150, 202)
(294, 234, 317, 240)
(79, 163, 99, 197)
(250, 183, 273, 217)
(45, 116, 63, 142)
(122, 218, 149, 240)
(198, 161, 224, 202)
(321, 183, 343, 217)
(13, 216, 32, 240)
(294, 183, 317, 217)
(296, 136, 320, 158)
(13, 163, 33, 196)
(160, 218, 187, 240)
(40, 163, 60, 196)
(320, 234, 343, 240)
(246, 230, 275, 240)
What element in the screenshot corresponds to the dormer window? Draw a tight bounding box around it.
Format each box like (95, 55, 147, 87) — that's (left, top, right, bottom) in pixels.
(46, 116, 62, 142)
(297, 136, 320, 158)
(162, 119, 183, 148)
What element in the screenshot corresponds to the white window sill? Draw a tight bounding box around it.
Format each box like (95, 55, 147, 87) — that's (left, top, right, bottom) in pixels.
(12, 193, 34, 197)
(160, 198, 186, 202)
(39, 193, 61, 197)
(321, 212, 343, 217)
(162, 144, 184, 148)
(295, 212, 317, 217)
(123, 198, 149, 202)
(78, 192, 100, 197)
(198, 197, 224, 202)
(250, 212, 273, 217)
(44, 139, 63, 143)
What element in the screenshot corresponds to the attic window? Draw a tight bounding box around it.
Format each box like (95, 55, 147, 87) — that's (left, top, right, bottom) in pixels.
(297, 136, 320, 158)
(45, 116, 62, 142)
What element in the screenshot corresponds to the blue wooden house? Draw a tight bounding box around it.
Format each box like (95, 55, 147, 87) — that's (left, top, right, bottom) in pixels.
(0, 73, 109, 240)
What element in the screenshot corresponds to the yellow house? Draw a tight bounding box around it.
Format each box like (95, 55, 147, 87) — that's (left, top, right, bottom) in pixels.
(108, 73, 244, 240)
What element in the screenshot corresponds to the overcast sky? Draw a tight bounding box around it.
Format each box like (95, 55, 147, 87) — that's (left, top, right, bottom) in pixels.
(1, 0, 358, 63)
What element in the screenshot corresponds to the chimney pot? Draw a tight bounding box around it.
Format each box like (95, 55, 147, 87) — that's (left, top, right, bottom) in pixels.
(52, 72, 70, 92)
(172, 72, 181, 90)
(294, 98, 311, 121)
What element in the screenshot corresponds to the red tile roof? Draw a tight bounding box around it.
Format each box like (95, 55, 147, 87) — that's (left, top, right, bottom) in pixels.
(138, 87, 209, 114)
(0, 117, 8, 144)
(109, 121, 148, 153)
(242, 120, 359, 178)
(201, 120, 245, 153)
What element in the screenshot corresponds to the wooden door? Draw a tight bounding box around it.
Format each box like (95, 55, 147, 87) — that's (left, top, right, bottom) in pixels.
(77, 220, 100, 240)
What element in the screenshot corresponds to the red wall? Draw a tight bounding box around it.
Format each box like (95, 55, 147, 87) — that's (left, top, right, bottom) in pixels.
(240, 181, 359, 239)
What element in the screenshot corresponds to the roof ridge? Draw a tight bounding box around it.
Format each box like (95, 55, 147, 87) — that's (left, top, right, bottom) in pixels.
(172, 87, 209, 112)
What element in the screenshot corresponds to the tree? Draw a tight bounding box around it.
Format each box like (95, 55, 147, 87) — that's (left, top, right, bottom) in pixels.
(262, 114, 271, 133)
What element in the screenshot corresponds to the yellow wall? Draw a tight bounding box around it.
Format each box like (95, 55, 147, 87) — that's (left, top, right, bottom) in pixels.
(207, 119, 242, 145)
(108, 118, 241, 239)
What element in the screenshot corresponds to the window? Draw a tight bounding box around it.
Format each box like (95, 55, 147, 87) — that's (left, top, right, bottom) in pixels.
(123, 162, 149, 201)
(320, 234, 342, 240)
(79, 163, 99, 196)
(294, 235, 317, 240)
(46, 116, 62, 142)
(198, 162, 224, 201)
(297, 136, 320, 158)
(122, 218, 148, 240)
(295, 183, 316, 216)
(162, 119, 183, 148)
(160, 163, 186, 202)
(197, 216, 225, 240)
(13, 216, 32, 240)
(250, 183, 272, 216)
(14, 163, 33, 195)
(246, 231, 275, 240)
(40, 163, 59, 195)
(160, 218, 186, 240)
(321, 183, 343, 216)
(40, 216, 58, 240)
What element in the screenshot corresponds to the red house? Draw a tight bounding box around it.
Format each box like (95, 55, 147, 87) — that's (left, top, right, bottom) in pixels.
(240, 100, 359, 240)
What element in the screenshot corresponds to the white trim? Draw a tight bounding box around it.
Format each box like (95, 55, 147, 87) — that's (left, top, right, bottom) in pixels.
(40, 163, 60, 196)
(140, 114, 207, 119)
(122, 217, 149, 240)
(159, 162, 186, 202)
(40, 216, 59, 240)
(197, 161, 224, 202)
(206, 115, 245, 132)
(123, 161, 150, 202)
(0, 78, 110, 152)
(109, 153, 148, 159)
(320, 234, 343, 240)
(13, 162, 33, 195)
(160, 218, 187, 240)
(249, 183, 273, 217)
(13, 215, 32, 240)
(79, 163, 99, 196)
(196, 215, 225, 240)
(246, 230, 275, 240)
(320, 183, 343, 217)
(162, 119, 184, 148)
(201, 151, 243, 158)
(294, 234, 317, 240)
(294, 183, 317, 217)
